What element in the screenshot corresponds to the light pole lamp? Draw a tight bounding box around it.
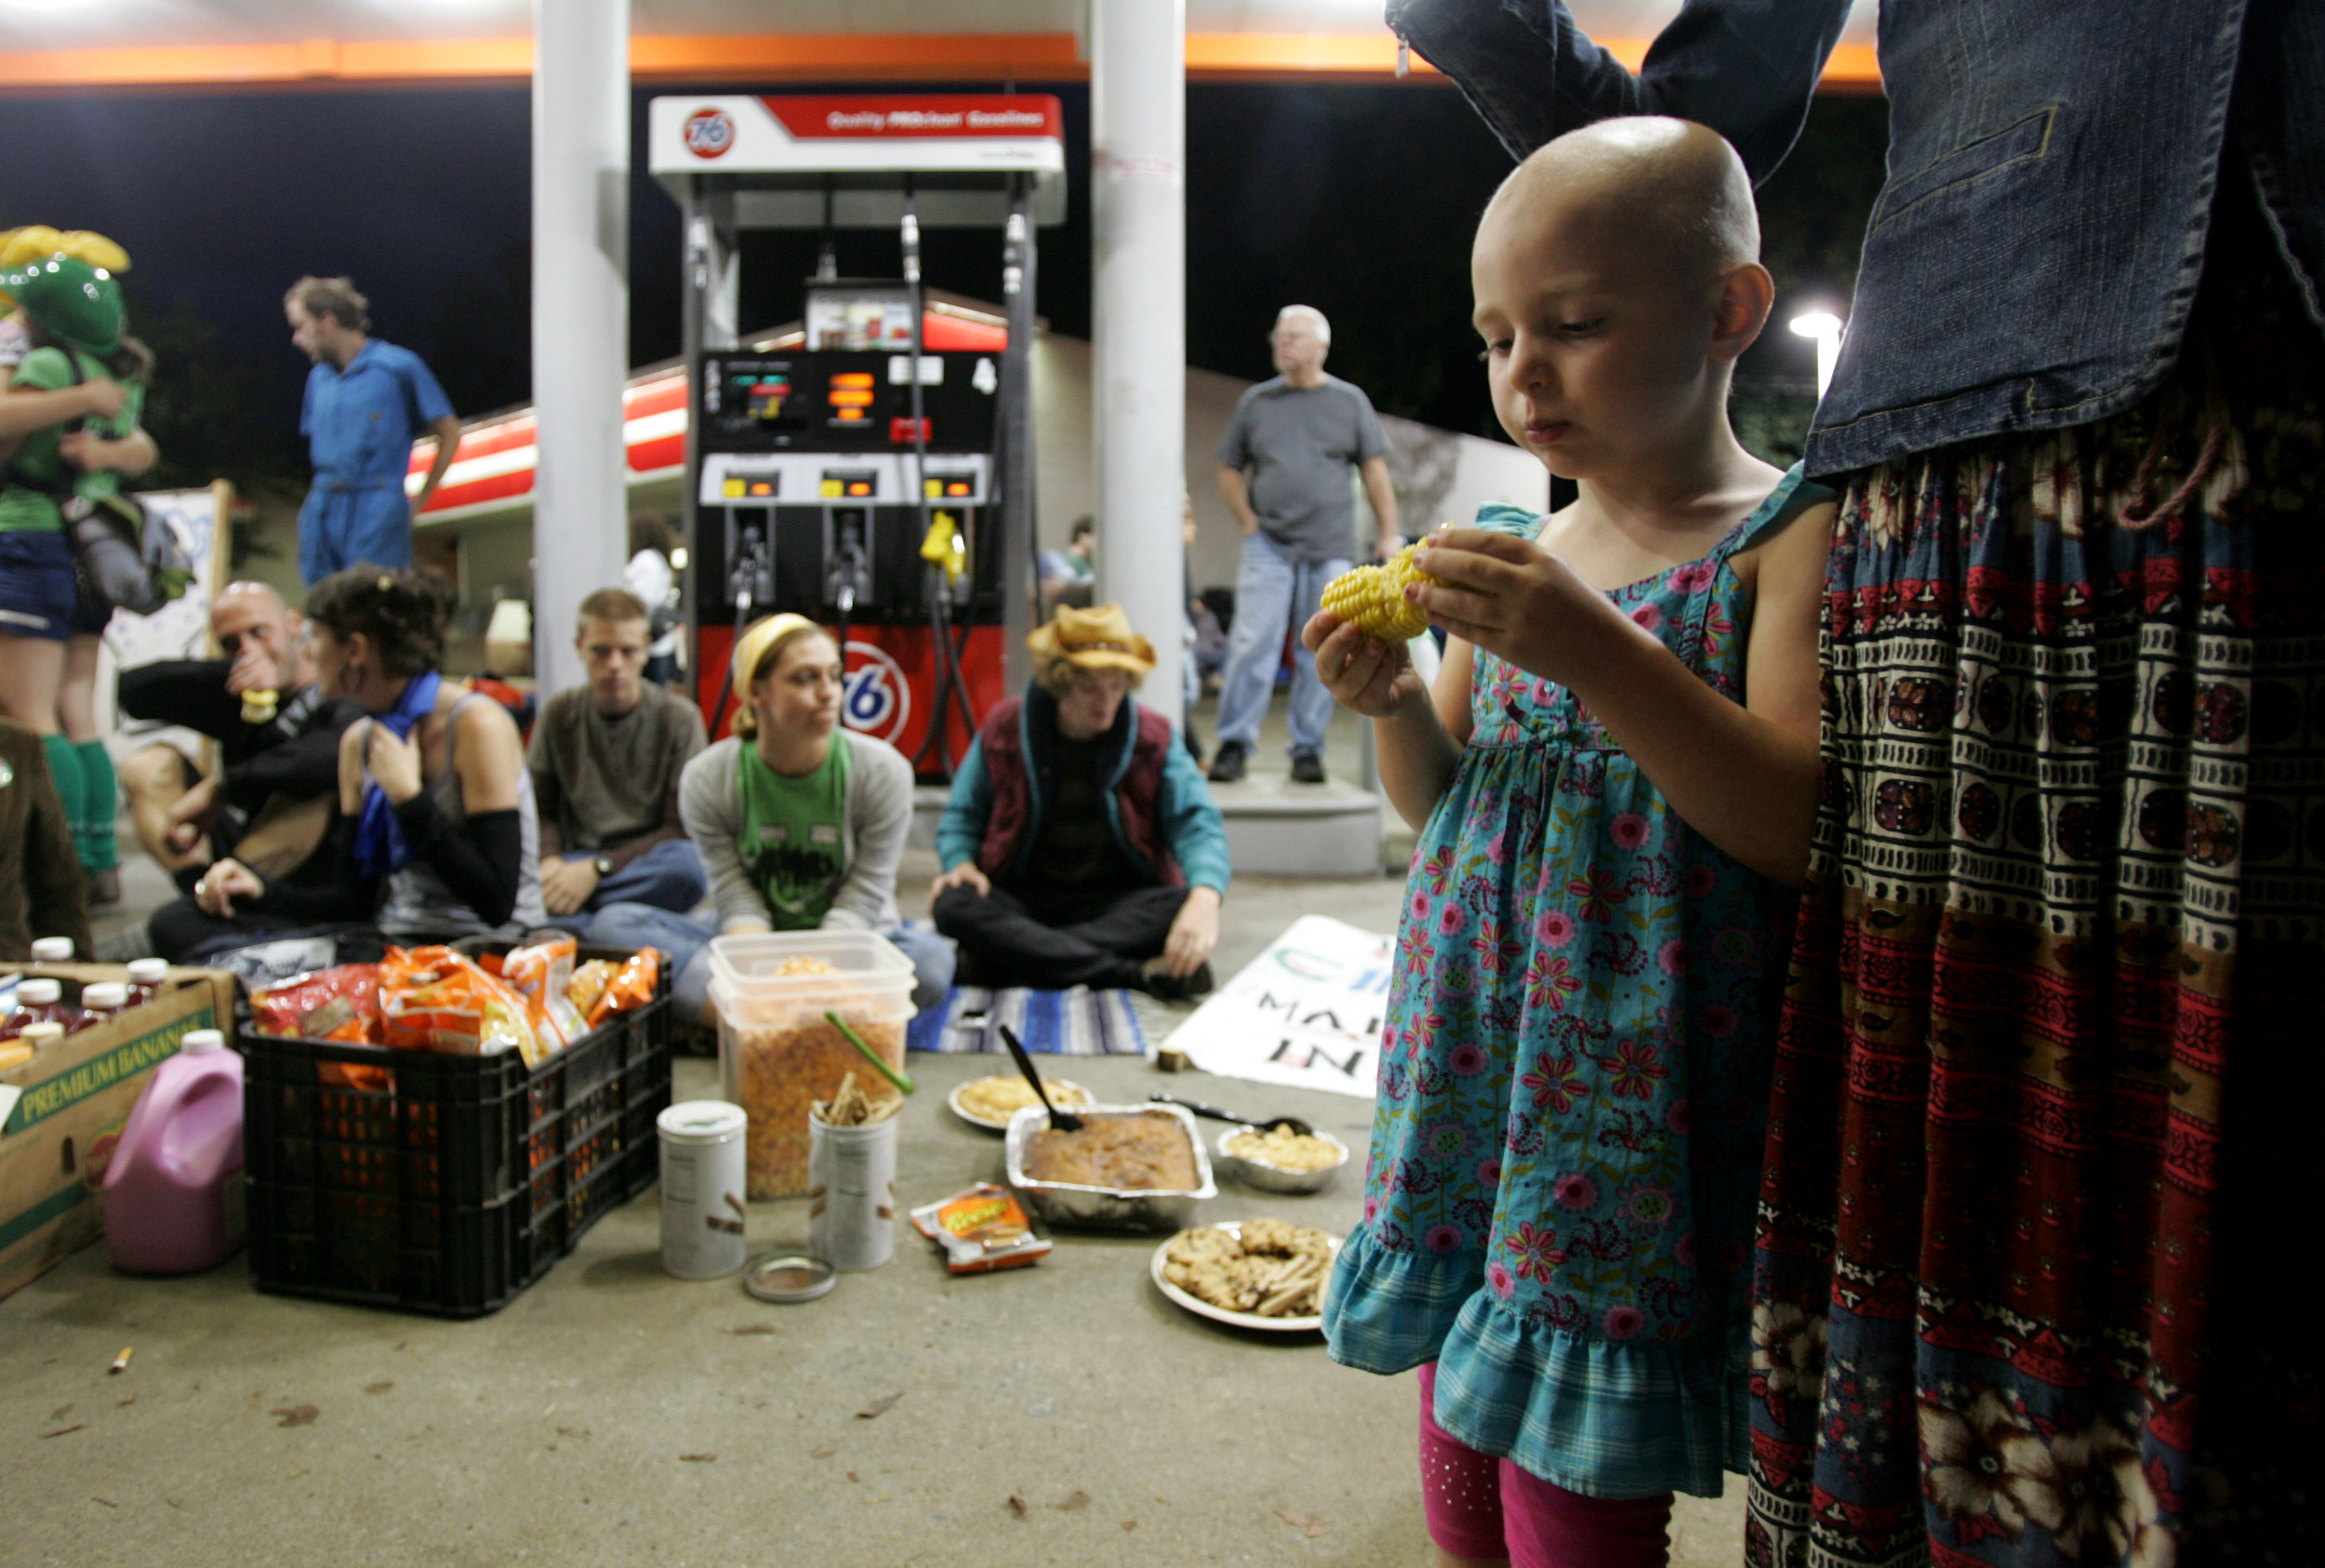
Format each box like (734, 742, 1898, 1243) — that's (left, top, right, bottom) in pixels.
(1787, 309, 1843, 401)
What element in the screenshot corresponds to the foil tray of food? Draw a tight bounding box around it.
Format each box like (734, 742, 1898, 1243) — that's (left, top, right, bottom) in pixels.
(1003, 1102, 1216, 1231)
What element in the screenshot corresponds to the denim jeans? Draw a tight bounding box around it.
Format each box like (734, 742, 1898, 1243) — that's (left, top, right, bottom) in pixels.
(585, 901, 956, 1020)
(1215, 530, 1347, 756)
(560, 838, 708, 916)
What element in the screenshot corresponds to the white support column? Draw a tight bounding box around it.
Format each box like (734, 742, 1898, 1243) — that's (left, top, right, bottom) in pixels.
(531, 0, 631, 697)
(1090, 0, 1186, 725)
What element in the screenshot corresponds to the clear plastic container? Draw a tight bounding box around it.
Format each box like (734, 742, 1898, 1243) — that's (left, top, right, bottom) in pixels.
(704, 930, 914, 1026)
(125, 958, 169, 1007)
(4, 977, 70, 1039)
(705, 931, 914, 1202)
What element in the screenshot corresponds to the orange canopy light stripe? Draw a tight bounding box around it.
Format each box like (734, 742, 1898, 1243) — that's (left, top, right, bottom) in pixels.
(0, 33, 1879, 91)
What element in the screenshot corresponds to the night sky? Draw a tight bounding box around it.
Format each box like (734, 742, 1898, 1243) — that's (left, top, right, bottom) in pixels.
(0, 78, 1877, 484)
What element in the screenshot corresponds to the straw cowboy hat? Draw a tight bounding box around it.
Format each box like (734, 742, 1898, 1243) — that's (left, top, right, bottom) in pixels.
(1027, 602, 1155, 676)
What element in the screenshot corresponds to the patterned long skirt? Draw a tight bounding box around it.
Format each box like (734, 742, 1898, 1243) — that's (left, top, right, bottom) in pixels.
(1745, 202, 2325, 1566)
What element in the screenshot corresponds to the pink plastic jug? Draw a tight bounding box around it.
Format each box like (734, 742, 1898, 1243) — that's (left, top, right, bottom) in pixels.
(103, 1029, 246, 1273)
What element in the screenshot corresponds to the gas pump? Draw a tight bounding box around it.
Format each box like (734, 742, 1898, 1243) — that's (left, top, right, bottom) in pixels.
(648, 94, 1064, 779)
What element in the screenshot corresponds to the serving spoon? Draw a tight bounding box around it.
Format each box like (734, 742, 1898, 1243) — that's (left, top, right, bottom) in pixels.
(998, 1023, 1084, 1132)
(1147, 1093, 1316, 1139)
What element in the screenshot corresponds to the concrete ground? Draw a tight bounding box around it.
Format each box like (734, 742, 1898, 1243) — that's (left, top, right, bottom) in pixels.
(11, 698, 1750, 1567)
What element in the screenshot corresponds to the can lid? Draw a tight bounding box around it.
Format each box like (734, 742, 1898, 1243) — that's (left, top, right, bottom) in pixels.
(658, 1099, 747, 1143)
(126, 958, 168, 984)
(18, 978, 60, 1003)
(30, 937, 73, 962)
(82, 982, 129, 1008)
(180, 1029, 226, 1055)
(742, 1253, 836, 1304)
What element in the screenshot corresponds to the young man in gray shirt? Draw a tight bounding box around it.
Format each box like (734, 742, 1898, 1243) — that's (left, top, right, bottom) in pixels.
(1210, 304, 1399, 784)
(528, 588, 709, 921)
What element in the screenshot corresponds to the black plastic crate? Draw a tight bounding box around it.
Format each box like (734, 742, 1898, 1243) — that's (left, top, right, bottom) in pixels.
(242, 944, 671, 1317)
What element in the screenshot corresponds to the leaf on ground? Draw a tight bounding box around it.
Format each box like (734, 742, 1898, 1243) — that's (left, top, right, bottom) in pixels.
(40, 1425, 85, 1439)
(1306, 1524, 1331, 1538)
(1006, 1494, 1029, 1520)
(271, 1404, 319, 1428)
(118, 1392, 136, 1407)
(725, 1324, 780, 1335)
(856, 1392, 903, 1419)
(1052, 1491, 1091, 1512)
(846, 1470, 861, 1483)
(679, 1453, 716, 1463)
(1278, 1509, 1311, 1528)
(810, 1447, 837, 1459)
(50, 1403, 73, 1421)
(1122, 1521, 1137, 1532)
(364, 1381, 393, 1395)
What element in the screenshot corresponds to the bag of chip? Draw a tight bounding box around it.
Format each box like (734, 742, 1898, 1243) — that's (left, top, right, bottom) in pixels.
(586, 948, 661, 1030)
(378, 945, 544, 1067)
(501, 935, 583, 1054)
(565, 959, 617, 1023)
(251, 964, 381, 1043)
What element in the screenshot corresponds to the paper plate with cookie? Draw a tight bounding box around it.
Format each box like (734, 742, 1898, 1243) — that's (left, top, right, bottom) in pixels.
(1150, 1218, 1342, 1334)
(947, 1073, 1093, 1132)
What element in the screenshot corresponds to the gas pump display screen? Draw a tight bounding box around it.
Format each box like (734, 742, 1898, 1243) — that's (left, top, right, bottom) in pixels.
(698, 350, 998, 456)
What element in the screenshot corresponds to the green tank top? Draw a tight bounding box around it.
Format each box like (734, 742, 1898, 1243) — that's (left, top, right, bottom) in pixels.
(736, 735, 852, 929)
(0, 347, 143, 535)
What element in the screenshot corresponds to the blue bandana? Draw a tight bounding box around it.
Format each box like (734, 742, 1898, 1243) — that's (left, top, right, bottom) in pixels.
(352, 670, 442, 877)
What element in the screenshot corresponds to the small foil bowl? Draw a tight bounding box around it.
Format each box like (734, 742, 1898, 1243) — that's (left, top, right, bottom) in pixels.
(1004, 1102, 1216, 1231)
(1213, 1124, 1351, 1195)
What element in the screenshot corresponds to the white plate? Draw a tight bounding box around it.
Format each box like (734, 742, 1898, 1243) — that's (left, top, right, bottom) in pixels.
(1149, 1221, 1342, 1335)
(947, 1076, 1092, 1133)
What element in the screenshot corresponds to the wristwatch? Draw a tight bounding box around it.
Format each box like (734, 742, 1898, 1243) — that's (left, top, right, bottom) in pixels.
(593, 855, 615, 877)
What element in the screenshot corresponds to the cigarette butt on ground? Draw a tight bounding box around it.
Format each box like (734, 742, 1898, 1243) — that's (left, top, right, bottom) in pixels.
(109, 1348, 133, 1374)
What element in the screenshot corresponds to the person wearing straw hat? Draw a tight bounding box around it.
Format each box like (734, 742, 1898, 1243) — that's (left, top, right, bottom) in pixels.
(0, 244, 160, 906)
(589, 613, 954, 1027)
(930, 604, 1229, 1000)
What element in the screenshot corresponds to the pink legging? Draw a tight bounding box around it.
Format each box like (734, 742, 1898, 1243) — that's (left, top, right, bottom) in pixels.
(1415, 1362, 1674, 1566)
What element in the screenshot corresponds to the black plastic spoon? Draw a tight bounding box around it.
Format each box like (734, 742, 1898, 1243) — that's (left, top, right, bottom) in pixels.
(998, 1023, 1084, 1132)
(1147, 1093, 1316, 1138)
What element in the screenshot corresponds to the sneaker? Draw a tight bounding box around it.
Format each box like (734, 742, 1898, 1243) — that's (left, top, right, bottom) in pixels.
(86, 866, 122, 909)
(1206, 741, 1248, 784)
(1290, 751, 1326, 785)
(1140, 957, 1216, 1003)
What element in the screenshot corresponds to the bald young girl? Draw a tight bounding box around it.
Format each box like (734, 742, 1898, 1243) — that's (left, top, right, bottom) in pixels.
(1307, 119, 1835, 1566)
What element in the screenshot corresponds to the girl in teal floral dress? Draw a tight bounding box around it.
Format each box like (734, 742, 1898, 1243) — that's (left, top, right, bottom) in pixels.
(1305, 121, 1834, 1564)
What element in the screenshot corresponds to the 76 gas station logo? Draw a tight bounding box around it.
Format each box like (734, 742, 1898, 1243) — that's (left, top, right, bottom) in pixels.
(842, 641, 911, 743)
(684, 108, 736, 159)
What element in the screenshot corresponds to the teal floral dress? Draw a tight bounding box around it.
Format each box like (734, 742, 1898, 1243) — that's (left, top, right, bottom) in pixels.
(1322, 470, 1831, 1500)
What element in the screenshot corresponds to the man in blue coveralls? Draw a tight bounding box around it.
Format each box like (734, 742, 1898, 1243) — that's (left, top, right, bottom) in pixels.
(283, 275, 462, 585)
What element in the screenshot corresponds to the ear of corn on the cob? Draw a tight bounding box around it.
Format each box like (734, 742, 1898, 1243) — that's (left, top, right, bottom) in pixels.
(1321, 544, 1435, 642)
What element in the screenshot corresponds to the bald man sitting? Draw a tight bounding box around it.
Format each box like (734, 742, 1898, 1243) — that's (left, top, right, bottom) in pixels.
(114, 581, 366, 887)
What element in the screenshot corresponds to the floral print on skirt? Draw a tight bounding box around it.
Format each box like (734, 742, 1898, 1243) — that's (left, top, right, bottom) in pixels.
(1323, 470, 1833, 1500)
(1747, 183, 2325, 1567)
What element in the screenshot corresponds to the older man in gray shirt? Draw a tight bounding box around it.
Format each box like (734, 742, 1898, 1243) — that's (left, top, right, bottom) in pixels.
(1209, 305, 1399, 784)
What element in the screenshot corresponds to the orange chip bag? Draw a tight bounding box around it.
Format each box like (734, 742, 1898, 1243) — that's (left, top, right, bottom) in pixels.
(587, 948, 661, 1030)
(502, 936, 582, 1054)
(252, 964, 382, 1044)
(565, 959, 616, 1023)
(378, 945, 544, 1067)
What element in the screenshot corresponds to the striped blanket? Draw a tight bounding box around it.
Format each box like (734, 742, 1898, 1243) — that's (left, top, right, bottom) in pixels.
(906, 986, 1149, 1056)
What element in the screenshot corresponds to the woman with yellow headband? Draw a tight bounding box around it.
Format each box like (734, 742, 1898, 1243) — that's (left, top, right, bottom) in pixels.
(590, 614, 952, 1023)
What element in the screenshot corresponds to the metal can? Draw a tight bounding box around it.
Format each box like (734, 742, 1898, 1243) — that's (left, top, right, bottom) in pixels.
(807, 1113, 898, 1271)
(658, 1100, 748, 1279)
